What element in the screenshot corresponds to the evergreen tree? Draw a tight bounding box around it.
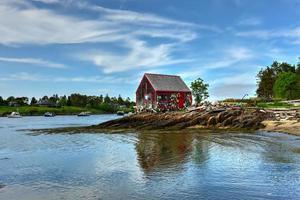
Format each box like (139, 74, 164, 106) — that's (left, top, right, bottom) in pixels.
(30, 97, 37, 105)
(0, 96, 4, 106)
(117, 95, 124, 105)
(104, 94, 111, 104)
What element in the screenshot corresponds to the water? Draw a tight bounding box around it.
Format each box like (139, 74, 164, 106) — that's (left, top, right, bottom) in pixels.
(0, 115, 300, 200)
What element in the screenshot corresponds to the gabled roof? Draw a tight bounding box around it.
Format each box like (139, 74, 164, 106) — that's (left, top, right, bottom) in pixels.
(143, 73, 191, 92)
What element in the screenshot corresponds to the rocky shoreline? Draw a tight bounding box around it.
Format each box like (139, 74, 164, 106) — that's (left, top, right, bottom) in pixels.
(94, 109, 268, 130)
(30, 108, 300, 136)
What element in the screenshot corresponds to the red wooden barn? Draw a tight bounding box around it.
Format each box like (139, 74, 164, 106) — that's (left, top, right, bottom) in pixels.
(136, 73, 192, 111)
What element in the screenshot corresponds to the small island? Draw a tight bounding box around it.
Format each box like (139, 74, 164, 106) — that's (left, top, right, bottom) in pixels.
(34, 61, 300, 136)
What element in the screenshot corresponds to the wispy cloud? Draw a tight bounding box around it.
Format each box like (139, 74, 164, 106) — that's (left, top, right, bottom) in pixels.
(80, 40, 195, 73)
(0, 0, 212, 73)
(0, 57, 67, 68)
(0, 72, 135, 84)
(238, 17, 262, 26)
(209, 73, 257, 100)
(0, 0, 204, 45)
(0, 72, 43, 81)
(236, 26, 300, 44)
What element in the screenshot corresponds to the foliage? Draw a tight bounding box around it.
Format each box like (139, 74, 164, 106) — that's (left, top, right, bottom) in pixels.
(0, 93, 135, 115)
(30, 97, 37, 105)
(256, 60, 300, 100)
(190, 78, 209, 105)
(273, 72, 300, 100)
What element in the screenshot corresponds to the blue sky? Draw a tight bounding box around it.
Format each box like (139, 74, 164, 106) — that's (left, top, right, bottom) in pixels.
(0, 0, 300, 100)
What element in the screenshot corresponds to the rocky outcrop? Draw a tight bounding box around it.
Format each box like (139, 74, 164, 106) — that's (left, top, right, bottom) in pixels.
(94, 108, 268, 131)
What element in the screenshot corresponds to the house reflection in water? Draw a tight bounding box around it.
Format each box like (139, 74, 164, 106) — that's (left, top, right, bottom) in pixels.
(135, 132, 211, 174)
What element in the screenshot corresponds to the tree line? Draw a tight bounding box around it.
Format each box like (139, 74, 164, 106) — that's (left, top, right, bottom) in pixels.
(256, 60, 300, 100)
(0, 94, 135, 112)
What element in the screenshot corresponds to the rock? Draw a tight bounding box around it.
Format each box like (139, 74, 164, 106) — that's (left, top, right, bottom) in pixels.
(216, 111, 227, 123)
(207, 116, 217, 126)
(91, 108, 267, 131)
(222, 116, 235, 127)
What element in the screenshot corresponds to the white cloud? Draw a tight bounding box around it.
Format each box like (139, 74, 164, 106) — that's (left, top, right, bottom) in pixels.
(0, 72, 134, 84)
(80, 40, 194, 73)
(209, 73, 257, 100)
(0, 57, 67, 68)
(176, 46, 255, 82)
(32, 0, 59, 3)
(0, 0, 202, 45)
(203, 46, 255, 69)
(236, 26, 300, 43)
(0, 0, 210, 73)
(238, 17, 262, 26)
(0, 72, 43, 81)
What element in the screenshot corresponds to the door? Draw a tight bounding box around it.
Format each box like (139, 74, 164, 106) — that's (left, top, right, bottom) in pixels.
(178, 92, 185, 109)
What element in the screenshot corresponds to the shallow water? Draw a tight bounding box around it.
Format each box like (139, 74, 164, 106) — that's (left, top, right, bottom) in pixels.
(0, 115, 300, 200)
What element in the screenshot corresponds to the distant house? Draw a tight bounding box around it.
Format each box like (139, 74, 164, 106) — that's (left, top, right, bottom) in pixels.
(136, 73, 192, 111)
(8, 101, 20, 107)
(36, 99, 57, 107)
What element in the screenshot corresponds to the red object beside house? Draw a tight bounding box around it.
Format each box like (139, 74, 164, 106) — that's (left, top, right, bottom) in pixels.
(136, 73, 192, 111)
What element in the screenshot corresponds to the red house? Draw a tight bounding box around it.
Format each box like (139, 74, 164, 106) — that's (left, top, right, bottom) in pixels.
(136, 73, 192, 111)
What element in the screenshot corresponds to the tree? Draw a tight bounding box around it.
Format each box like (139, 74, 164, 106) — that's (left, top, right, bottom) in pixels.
(58, 95, 68, 106)
(117, 95, 124, 105)
(104, 94, 111, 104)
(273, 72, 300, 100)
(6, 96, 15, 103)
(42, 95, 49, 100)
(15, 97, 29, 106)
(99, 95, 103, 104)
(69, 93, 88, 107)
(190, 78, 209, 105)
(256, 67, 276, 99)
(49, 94, 59, 104)
(30, 97, 37, 105)
(256, 61, 296, 99)
(0, 96, 4, 106)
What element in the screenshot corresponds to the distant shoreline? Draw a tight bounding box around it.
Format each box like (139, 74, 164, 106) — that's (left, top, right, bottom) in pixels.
(0, 106, 114, 117)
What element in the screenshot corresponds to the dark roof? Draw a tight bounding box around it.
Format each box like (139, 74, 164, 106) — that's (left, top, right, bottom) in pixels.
(144, 73, 191, 92)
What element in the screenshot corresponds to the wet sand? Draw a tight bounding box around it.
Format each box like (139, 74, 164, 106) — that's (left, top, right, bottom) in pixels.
(262, 120, 300, 136)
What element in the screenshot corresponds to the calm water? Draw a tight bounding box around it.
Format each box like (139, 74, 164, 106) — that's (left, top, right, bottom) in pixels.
(0, 115, 300, 200)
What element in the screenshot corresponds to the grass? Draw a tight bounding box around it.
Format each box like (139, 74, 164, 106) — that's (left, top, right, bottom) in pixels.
(0, 106, 107, 117)
(257, 102, 300, 109)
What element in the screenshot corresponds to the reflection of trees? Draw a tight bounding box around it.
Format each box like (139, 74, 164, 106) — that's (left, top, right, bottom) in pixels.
(192, 136, 211, 166)
(135, 132, 211, 173)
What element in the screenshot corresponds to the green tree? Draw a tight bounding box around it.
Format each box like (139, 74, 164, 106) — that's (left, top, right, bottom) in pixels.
(273, 72, 300, 100)
(256, 67, 276, 99)
(30, 97, 37, 105)
(42, 95, 49, 101)
(69, 93, 88, 107)
(190, 78, 209, 105)
(0, 96, 4, 106)
(117, 95, 124, 105)
(99, 95, 104, 104)
(6, 96, 15, 103)
(256, 61, 296, 99)
(49, 94, 59, 104)
(104, 94, 111, 104)
(58, 95, 68, 106)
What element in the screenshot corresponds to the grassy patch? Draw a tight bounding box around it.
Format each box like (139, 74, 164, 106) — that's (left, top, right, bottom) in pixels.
(257, 102, 300, 109)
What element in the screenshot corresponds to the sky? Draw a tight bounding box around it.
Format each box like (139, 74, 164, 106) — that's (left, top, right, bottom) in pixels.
(0, 0, 300, 100)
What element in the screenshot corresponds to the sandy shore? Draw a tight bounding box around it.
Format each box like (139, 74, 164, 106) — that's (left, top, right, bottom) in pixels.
(262, 120, 300, 136)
